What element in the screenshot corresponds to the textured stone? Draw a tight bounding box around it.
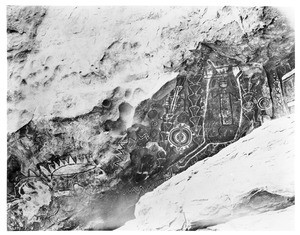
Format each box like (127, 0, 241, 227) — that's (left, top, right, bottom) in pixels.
(7, 6, 294, 230)
(119, 115, 294, 230)
(208, 206, 294, 231)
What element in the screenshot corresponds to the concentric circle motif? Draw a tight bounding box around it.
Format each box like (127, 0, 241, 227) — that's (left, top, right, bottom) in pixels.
(168, 123, 192, 151)
(242, 94, 254, 111)
(257, 97, 271, 110)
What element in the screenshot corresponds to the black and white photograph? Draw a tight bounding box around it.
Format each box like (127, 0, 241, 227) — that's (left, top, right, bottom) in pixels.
(2, 0, 297, 232)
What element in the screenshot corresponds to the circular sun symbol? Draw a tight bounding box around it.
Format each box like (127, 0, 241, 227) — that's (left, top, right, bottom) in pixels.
(168, 123, 193, 151)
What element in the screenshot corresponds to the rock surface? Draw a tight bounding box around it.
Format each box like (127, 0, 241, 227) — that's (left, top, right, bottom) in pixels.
(208, 205, 294, 231)
(7, 6, 295, 230)
(7, 6, 294, 133)
(119, 115, 295, 230)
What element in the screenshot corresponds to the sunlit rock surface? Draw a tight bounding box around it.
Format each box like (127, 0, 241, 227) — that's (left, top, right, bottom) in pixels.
(119, 115, 295, 231)
(7, 6, 294, 230)
(208, 206, 294, 231)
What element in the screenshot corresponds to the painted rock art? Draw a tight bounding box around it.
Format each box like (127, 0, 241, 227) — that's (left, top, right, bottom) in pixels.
(7, 6, 295, 230)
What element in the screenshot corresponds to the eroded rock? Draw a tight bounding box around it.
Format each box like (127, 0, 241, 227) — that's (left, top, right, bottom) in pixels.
(7, 6, 294, 230)
(119, 115, 295, 230)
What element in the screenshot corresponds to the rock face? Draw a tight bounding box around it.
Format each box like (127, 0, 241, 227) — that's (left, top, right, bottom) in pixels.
(7, 6, 294, 230)
(208, 206, 294, 231)
(119, 115, 295, 230)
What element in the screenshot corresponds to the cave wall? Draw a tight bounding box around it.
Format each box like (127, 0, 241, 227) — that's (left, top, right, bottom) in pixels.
(7, 6, 295, 230)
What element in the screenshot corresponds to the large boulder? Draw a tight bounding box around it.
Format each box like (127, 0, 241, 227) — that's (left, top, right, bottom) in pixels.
(119, 115, 294, 230)
(208, 206, 294, 231)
